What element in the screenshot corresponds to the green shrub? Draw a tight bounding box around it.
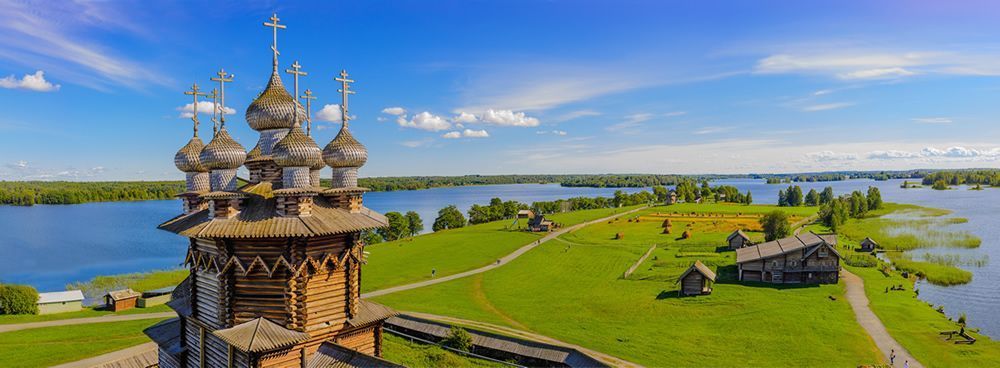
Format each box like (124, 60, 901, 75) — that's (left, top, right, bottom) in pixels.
(0, 284, 39, 315)
(843, 254, 879, 268)
(441, 327, 473, 352)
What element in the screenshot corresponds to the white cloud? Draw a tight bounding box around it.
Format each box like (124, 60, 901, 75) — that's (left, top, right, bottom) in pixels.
(663, 111, 687, 117)
(838, 67, 915, 80)
(866, 146, 1000, 160)
(552, 130, 568, 136)
(452, 112, 478, 124)
(441, 131, 462, 139)
(912, 117, 953, 124)
(754, 48, 1000, 80)
(316, 104, 343, 122)
(462, 129, 489, 138)
(807, 151, 858, 162)
(0, 70, 60, 92)
(176, 101, 235, 118)
(382, 107, 406, 116)
(477, 109, 540, 127)
(867, 150, 922, 160)
(551, 109, 601, 123)
(397, 112, 452, 131)
(802, 102, 854, 112)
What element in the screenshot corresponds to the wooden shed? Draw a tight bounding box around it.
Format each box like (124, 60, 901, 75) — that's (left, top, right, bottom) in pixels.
(37, 290, 84, 315)
(516, 209, 534, 219)
(676, 260, 716, 296)
(105, 289, 141, 311)
(727, 230, 752, 250)
(859, 237, 878, 252)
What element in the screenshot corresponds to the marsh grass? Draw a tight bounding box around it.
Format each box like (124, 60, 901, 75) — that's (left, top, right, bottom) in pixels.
(66, 269, 187, 300)
(916, 253, 989, 267)
(838, 204, 980, 251)
(886, 253, 973, 286)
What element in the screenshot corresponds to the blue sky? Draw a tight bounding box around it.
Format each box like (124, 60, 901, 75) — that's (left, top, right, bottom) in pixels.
(3, 0, 1000, 180)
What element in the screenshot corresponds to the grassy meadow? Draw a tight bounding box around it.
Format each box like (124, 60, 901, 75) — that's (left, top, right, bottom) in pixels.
(0, 317, 170, 367)
(381, 333, 509, 367)
(0, 303, 170, 325)
(374, 203, 885, 367)
(363, 205, 642, 293)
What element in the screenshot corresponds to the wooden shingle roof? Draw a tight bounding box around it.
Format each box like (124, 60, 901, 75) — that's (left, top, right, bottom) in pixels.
(144, 318, 183, 357)
(159, 182, 387, 239)
(347, 300, 398, 328)
(676, 260, 717, 283)
(307, 342, 404, 368)
(736, 232, 839, 263)
(106, 289, 141, 301)
(213, 317, 310, 353)
(861, 237, 878, 246)
(727, 229, 750, 242)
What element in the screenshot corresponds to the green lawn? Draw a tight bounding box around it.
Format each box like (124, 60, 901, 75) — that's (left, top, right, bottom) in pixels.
(0, 317, 168, 367)
(382, 333, 509, 367)
(363, 206, 644, 293)
(374, 205, 886, 367)
(0, 304, 171, 325)
(848, 267, 1000, 367)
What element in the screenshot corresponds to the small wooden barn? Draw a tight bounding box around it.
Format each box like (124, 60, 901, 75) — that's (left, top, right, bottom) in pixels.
(727, 230, 751, 250)
(36, 290, 84, 315)
(105, 289, 141, 311)
(528, 215, 554, 232)
(516, 209, 534, 219)
(859, 237, 878, 252)
(676, 260, 716, 296)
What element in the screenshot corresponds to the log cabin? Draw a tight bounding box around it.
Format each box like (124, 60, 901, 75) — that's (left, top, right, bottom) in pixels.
(676, 260, 716, 296)
(105, 289, 141, 312)
(735, 232, 841, 284)
(150, 14, 400, 367)
(727, 230, 751, 250)
(859, 237, 878, 252)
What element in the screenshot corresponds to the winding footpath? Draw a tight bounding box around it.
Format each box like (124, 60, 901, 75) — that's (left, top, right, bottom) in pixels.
(362, 206, 648, 299)
(842, 270, 924, 368)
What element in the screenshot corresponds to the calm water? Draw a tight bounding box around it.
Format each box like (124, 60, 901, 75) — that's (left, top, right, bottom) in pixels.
(0, 180, 996, 338)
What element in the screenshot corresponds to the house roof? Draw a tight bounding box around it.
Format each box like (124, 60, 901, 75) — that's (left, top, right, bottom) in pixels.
(165, 297, 192, 318)
(37, 290, 84, 304)
(212, 317, 310, 353)
(158, 182, 387, 239)
(736, 232, 839, 263)
(347, 300, 398, 328)
(307, 341, 404, 368)
(676, 260, 717, 283)
(144, 318, 183, 356)
(105, 289, 141, 301)
(727, 230, 750, 242)
(861, 237, 878, 245)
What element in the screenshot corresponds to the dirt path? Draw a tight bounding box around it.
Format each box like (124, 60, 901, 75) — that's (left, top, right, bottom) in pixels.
(622, 245, 656, 279)
(0, 312, 174, 333)
(842, 270, 924, 368)
(405, 311, 644, 368)
(362, 206, 648, 299)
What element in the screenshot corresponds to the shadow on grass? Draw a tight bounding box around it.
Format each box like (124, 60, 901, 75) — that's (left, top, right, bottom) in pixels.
(656, 290, 681, 300)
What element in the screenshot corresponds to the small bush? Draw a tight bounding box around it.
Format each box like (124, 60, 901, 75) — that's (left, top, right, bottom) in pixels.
(0, 284, 40, 315)
(843, 254, 879, 268)
(442, 327, 473, 352)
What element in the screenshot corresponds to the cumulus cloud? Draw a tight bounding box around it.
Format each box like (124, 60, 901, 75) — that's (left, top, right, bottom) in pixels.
(177, 101, 236, 118)
(452, 112, 478, 124)
(807, 151, 858, 162)
(397, 112, 452, 131)
(0, 70, 60, 92)
(475, 109, 540, 127)
(316, 104, 344, 122)
(867, 150, 922, 160)
(441, 131, 462, 139)
(442, 129, 490, 139)
(912, 117, 953, 124)
(381, 107, 406, 116)
(866, 146, 1000, 160)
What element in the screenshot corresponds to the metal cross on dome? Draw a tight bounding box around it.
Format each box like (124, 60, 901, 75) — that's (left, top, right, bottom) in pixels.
(335, 69, 355, 127)
(183, 83, 207, 137)
(301, 89, 317, 136)
(285, 61, 307, 127)
(210, 69, 234, 128)
(205, 89, 219, 134)
(263, 13, 286, 67)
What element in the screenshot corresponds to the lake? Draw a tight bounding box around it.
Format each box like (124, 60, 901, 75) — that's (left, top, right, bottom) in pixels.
(0, 179, 997, 338)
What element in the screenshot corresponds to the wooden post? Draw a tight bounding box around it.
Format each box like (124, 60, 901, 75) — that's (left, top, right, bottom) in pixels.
(199, 326, 206, 368)
(228, 345, 233, 368)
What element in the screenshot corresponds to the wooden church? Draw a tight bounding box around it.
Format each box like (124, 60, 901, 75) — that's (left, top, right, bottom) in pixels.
(150, 13, 401, 368)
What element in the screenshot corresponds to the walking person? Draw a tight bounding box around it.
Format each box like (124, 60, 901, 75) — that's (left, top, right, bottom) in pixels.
(431, 268, 436, 278)
(903, 360, 908, 368)
(890, 349, 895, 365)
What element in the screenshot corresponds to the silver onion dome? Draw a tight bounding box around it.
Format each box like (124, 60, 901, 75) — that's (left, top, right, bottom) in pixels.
(174, 136, 207, 173)
(323, 125, 368, 168)
(245, 70, 307, 131)
(199, 128, 247, 170)
(272, 125, 323, 168)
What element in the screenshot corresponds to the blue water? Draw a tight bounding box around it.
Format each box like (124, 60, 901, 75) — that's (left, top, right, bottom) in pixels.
(0, 180, 997, 338)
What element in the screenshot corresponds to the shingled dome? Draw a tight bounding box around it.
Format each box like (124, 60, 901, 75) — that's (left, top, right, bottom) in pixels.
(323, 125, 368, 168)
(273, 125, 323, 168)
(245, 70, 307, 131)
(199, 127, 247, 170)
(174, 136, 207, 172)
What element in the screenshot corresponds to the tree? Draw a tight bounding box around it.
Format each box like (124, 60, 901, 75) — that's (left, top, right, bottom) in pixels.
(778, 189, 787, 206)
(760, 210, 791, 242)
(932, 179, 949, 190)
(405, 211, 423, 237)
(744, 191, 753, 205)
(819, 199, 849, 231)
(362, 230, 383, 245)
(866, 186, 883, 210)
(379, 212, 409, 241)
(433, 205, 467, 231)
(785, 185, 804, 206)
(613, 190, 627, 207)
(652, 185, 669, 203)
(804, 189, 820, 206)
(442, 327, 473, 352)
(819, 186, 835, 205)
(0, 284, 39, 315)
(848, 191, 869, 218)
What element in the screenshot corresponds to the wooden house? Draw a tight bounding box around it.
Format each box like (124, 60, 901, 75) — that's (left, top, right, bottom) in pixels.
(516, 209, 534, 219)
(667, 191, 678, 205)
(676, 261, 716, 296)
(727, 230, 751, 250)
(859, 237, 878, 252)
(735, 232, 841, 284)
(105, 289, 141, 311)
(149, 14, 400, 367)
(528, 215, 554, 232)
(37, 290, 84, 315)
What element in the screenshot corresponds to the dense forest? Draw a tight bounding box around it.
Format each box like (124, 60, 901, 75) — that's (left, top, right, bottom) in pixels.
(0, 181, 184, 206)
(920, 169, 1000, 187)
(755, 170, 927, 184)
